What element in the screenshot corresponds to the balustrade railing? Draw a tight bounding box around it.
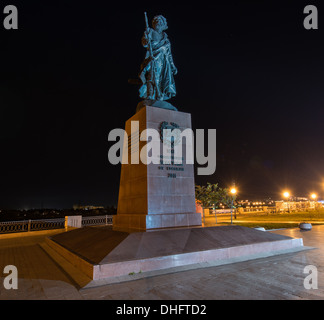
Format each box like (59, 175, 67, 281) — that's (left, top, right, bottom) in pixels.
(30, 218, 66, 231)
(82, 215, 113, 227)
(0, 215, 113, 234)
(0, 218, 65, 234)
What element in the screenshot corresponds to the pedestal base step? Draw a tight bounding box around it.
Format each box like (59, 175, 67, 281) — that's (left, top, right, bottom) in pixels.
(113, 213, 202, 232)
(44, 225, 305, 283)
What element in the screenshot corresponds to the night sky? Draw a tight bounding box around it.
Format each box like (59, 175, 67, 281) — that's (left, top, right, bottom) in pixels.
(1, 0, 324, 209)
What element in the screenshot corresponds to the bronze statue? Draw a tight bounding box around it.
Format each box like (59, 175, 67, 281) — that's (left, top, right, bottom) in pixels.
(139, 14, 177, 102)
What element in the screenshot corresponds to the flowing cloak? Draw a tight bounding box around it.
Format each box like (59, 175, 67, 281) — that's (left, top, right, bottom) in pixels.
(139, 29, 177, 101)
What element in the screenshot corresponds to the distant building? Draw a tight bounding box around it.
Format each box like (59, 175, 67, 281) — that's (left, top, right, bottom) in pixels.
(275, 200, 322, 212)
(73, 205, 104, 211)
(290, 197, 308, 202)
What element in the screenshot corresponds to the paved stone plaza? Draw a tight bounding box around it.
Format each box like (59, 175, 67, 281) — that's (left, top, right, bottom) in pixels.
(0, 226, 323, 300)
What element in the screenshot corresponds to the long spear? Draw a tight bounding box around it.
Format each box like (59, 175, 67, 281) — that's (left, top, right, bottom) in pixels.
(144, 12, 161, 99)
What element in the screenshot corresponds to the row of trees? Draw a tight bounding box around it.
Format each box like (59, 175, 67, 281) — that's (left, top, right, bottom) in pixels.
(195, 183, 237, 224)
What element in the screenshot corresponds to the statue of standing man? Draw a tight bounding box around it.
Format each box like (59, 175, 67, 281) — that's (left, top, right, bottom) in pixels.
(139, 14, 178, 103)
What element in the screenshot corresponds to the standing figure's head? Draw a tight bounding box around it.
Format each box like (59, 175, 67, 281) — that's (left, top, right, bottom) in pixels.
(152, 15, 168, 33)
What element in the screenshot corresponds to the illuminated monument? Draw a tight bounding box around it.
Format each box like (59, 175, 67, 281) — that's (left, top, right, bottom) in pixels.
(45, 13, 304, 284)
(113, 13, 201, 231)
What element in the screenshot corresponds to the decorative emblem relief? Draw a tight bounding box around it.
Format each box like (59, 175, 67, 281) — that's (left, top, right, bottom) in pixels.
(159, 121, 181, 147)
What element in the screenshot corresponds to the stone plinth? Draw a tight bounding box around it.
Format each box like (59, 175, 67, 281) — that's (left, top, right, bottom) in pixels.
(113, 106, 201, 232)
(46, 225, 305, 281)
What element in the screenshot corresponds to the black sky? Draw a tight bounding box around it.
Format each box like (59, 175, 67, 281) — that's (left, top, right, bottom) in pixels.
(1, 0, 324, 209)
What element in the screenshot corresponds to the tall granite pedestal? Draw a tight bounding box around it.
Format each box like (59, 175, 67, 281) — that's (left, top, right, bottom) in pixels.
(113, 106, 202, 232)
(44, 107, 305, 284)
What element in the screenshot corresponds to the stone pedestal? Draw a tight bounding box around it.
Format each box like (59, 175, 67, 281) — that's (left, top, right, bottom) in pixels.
(113, 106, 201, 232)
(46, 225, 305, 282)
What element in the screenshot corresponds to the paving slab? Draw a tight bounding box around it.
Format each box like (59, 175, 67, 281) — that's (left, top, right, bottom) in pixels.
(0, 225, 323, 300)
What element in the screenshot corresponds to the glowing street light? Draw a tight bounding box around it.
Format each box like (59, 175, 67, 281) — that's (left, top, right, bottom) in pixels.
(311, 193, 317, 200)
(283, 191, 291, 213)
(310, 193, 318, 210)
(283, 191, 290, 199)
(230, 187, 237, 224)
(230, 188, 237, 195)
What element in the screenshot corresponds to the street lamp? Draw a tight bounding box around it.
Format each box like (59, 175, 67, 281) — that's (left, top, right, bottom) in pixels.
(230, 188, 237, 195)
(311, 193, 317, 200)
(283, 191, 290, 213)
(311, 193, 317, 210)
(230, 187, 237, 224)
(283, 191, 290, 198)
